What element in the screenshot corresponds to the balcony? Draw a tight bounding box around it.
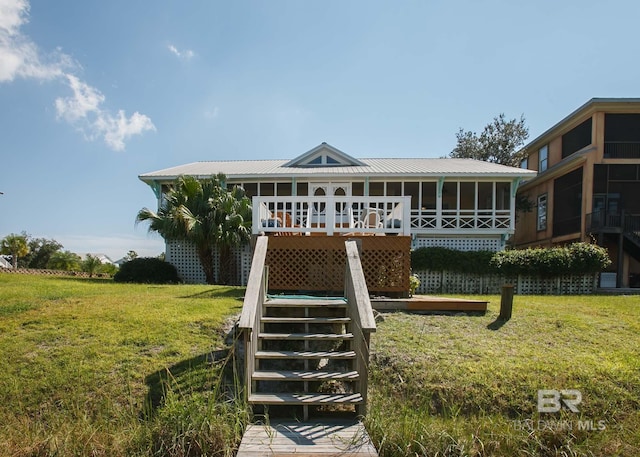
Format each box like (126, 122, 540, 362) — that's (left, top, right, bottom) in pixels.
(587, 209, 640, 234)
(253, 196, 411, 236)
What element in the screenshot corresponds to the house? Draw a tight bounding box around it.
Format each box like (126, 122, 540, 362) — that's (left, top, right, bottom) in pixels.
(514, 98, 640, 288)
(139, 143, 535, 284)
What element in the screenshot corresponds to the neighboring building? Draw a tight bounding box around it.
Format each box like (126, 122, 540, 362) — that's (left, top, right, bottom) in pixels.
(140, 143, 535, 283)
(0, 255, 12, 269)
(515, 98, 640, 288)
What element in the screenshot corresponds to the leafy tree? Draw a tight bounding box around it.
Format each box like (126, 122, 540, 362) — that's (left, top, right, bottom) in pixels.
(136, 174, 252, 285)
(124, 250, 138, 262)
(82, 254, 103, 278)
(449, 114, 529, 166)
(48, 250, 81, 271)
(0, 233, 30, 268)
(20, 237, 63, 269)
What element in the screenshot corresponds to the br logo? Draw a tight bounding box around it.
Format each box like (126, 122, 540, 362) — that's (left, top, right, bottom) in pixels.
(537, 389, 582, 413)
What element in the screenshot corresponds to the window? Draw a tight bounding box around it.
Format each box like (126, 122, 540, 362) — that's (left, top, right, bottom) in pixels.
(537, 194, 547, 231)
(539, 145, 548, 172)
(520, 158, 528, 169)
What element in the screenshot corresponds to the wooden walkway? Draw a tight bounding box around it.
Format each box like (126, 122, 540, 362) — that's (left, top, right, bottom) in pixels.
(236, 420, 379, 456)
(372, 294, 488, 312)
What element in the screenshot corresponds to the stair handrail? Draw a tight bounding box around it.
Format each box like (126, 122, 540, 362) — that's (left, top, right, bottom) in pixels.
(239, 235, 269, 399)
(344, 240, 376, 416)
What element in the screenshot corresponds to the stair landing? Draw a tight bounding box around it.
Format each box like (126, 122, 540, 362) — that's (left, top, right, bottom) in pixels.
(237, 420, 378, 457)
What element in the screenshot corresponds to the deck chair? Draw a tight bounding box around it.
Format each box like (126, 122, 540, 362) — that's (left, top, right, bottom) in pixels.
(354, 208, 383, 229)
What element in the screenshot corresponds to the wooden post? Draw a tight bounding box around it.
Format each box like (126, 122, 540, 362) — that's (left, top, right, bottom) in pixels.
(499, 284, 514, 321)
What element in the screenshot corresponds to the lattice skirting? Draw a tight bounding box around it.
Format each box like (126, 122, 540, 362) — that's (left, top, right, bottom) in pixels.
(266, 236, 411, 294)
(413, 235, 504, 252)
(166, 240, 252, 284)
(415, 270, 598, 295)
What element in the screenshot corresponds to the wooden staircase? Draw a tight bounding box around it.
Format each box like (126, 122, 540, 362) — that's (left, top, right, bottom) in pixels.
(239, 237, 375, 421)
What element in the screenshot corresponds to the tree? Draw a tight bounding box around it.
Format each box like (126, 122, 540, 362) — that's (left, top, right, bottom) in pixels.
(449, 114, 529, 166)
(0, 233, 30, 268)
(82, 254, 103, 278)
(136, 174, 252, 285)
(20, 237, 63, 269)
(48, 250, 81, 271)
(124, 250, 138, 262)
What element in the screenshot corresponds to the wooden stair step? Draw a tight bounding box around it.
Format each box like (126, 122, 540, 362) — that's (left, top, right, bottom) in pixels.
(252, 370, 359, 381)
(255, 350, 356, 359)
(265, 298, 347, 307)
(248, 392, 363, 405)
(258, 332, 354, 340)
(261, 316, 351, 324)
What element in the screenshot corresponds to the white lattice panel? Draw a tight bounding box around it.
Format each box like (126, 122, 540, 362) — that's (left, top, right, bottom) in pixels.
(166, 240, 251, 284)
(415, 270, 596, 295)
(166, 240, 207, 284)
(413, 236, 504, 252)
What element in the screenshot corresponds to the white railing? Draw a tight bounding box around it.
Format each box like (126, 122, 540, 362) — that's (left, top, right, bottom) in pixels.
(253, 196, 412, 236)
(252, 196, 513, 235)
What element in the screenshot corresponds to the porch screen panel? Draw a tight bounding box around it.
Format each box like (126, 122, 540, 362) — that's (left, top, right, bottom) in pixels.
(260, 182, 274, 196)
(369, 182, 384, 196)
(442, 182, 457, 210)
(496, 182, 511, 210)
(405, 182, 419, 209)
(243, 183, 257, 198)
(553, 167, 583, 236)
(352, 182, 364, 196)
(459, 182, 475, 209)
(477, 182, 493, 210)
(421, 182, 436, 209)
(386, 182, 402, 196)
(277, 182, 292, 196)
(296, 182, 308, 196)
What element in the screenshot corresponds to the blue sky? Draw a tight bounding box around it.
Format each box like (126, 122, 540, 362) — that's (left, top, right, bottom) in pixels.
(1, 0, 639, 260)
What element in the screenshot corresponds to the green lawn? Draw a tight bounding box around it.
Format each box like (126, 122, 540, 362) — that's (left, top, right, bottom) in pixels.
(366, 294, 640, 456)
(0, 273, 247, 456)
(1, 274, 639, 456)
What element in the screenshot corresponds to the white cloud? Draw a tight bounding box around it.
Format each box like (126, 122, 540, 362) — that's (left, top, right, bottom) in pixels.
(54, 74, 155, 151)
(0, 0, 155, 150)
(167, 43, 194, 60)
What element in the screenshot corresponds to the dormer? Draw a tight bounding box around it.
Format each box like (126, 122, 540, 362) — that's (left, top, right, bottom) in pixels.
(284, 142, 366, 168)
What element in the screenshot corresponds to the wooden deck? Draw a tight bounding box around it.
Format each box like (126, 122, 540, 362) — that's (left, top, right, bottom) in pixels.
(236, 420, 378, 457)
(372, 294, 488, 312)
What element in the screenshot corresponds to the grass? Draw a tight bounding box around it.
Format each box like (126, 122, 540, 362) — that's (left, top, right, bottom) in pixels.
(1, 274, 639, 456)
(366, 294, 640, 456)
(0, 273, 248, 456)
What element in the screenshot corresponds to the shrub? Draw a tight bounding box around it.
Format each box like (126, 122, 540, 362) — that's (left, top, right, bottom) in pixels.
(490, 242, 610, 277)
(411, 247, 496, 273)
(113, 257, 180, 284)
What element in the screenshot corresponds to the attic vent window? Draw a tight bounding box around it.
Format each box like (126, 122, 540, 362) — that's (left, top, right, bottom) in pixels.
(303, 155, 343, 166)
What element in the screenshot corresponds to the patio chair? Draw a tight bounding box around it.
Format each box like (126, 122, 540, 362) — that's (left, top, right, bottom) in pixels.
(354, 208, 383, 230)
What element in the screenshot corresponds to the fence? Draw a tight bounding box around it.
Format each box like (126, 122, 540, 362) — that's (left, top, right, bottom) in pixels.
(0, 268, 101, 278)
(414, 270, 598, 295)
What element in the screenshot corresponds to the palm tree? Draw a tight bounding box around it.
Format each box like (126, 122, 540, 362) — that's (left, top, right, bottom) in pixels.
(136, 174, 252, 285)
(0, 233, 30, 268)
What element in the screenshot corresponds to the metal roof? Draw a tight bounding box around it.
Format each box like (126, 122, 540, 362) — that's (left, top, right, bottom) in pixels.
(140, 157, 536, 183)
